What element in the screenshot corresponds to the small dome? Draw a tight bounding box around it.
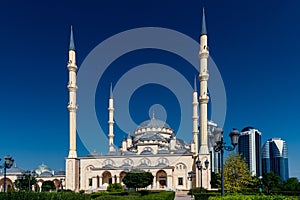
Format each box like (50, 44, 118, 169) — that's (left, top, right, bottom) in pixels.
(36, 163, 51, 171)
(39, 171, 53, 177)
(140, 150, 153, 155)
(7, 164, 25, 173)
(54, 171, 66, 176)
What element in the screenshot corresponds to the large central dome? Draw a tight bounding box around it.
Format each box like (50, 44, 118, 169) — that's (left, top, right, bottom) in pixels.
(134, 114, 174, 139)
(138, 117, 170, 129)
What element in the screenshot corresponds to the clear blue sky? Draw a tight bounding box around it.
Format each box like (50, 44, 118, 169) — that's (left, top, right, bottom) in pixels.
(0, 0, 299, 178)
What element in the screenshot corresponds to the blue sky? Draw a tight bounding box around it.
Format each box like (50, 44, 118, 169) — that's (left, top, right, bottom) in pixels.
(0, 0, 300, 178)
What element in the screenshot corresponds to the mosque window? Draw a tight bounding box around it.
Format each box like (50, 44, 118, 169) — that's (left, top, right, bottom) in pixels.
(144, 147, 153, 152)
(178, 177, 183, 185)
(123, 159, 133, 166)
(176, 163, 186, 170)
(157, 158, 169, 165)
(140, 158, 151, 166)
(88, 178, 92, 186)
(103, 159, 114, 167)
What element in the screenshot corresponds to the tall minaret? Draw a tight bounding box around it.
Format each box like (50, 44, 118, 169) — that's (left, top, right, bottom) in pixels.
(67, 26, 78, 158)
(199, 8, 210, 155)
(108, 83, 115, 152)
(192, 76, 199, 154)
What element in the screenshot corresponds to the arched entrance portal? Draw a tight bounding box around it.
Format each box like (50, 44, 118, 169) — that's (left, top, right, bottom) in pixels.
(102, 171, 112, 185)
(156, 170, 167, 188)
(119, 171, 126, 183)
(0, 178, 14, 192)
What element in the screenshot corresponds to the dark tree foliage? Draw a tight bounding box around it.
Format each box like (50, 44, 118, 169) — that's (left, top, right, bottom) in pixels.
(262, 172, 280, 194)
(280, 177, 300, 191)
(122, 169, 154, 190)
(210, 172, 220, 189)
(14, 173, 37, 191)
(42, 180, 56, 192)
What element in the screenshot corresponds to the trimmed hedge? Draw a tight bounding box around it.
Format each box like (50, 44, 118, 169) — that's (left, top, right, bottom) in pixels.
(0, 192, 91, 200)
(208, 194, 300, 200)
(94, 191, 175, 200)
(0, 191, 175, 200)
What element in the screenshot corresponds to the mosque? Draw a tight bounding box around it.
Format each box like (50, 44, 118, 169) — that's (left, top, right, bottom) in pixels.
(65, 9, 220, 191)
(0, 163, 65, 192)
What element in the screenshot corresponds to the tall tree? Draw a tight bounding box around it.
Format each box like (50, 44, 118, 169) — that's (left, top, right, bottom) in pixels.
(262, 172, 280, 194)
(223, 153, 256, 193)
(14, 173, 37, 191)
(122, 169, 154, 190)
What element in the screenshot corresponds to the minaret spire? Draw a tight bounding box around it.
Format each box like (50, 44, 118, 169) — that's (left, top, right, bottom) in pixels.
(67, 26, 78, 158)
(194, 76, 197, 92)
(108, 84, 115, 152)
(199, 7, 210, 155)
(110, 83, 113, 99)
(69, 25, 75, 51)
(201, 8, 207, 35)
(192, 76, 199, 155)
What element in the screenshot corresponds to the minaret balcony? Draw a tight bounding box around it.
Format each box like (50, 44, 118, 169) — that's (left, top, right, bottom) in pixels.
(199, 73, 209, 81)
(67, 64, 78, 72)
(67, 104, 78, 112)
(199, 51, 209, 59)
(67, 84, 78, 92)
(199, 96, 209, 103)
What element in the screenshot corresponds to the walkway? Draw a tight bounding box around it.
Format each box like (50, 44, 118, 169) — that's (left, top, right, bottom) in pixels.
(174, 191, 193, 200)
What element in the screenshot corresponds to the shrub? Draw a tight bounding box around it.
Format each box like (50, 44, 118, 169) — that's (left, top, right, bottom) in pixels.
(107, 183, 124, 192)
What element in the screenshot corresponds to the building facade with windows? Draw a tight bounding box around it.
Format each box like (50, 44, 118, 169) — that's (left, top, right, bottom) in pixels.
(262, 138, 289, 181)
(238, 127, 262, 176)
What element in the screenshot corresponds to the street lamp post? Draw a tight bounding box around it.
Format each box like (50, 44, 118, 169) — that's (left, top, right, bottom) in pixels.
(188, 171, 196, 198)
(212, 128, 240, 196)
(2, 156, 14, 192)
(195, 159, 209, 193)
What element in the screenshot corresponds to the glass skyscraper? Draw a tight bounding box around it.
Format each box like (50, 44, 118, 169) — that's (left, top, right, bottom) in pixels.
(238, 127, 262, 176)
(262, 138, 289, 181)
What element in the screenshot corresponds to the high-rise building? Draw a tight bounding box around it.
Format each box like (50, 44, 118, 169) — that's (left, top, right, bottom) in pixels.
(238, 127, 262, 176)
(262, 138, 289, 181)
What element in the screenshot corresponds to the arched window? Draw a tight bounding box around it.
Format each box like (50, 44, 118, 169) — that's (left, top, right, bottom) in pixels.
(157, 157, 169, 166)
(123, 158, 133, 166)
(175, 163, 186, 170)
(103, 159, 115, 167)
(139, 158, 151, 166)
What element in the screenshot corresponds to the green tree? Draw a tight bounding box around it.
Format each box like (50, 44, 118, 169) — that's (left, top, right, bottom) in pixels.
(14, 173, 37, 191)
(42, 180, 56, 192)
(262, 172, 280, 194)
(281, 177, 300, 191)
(122, 169, 154, 190)
(223, 153, 256, 193)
